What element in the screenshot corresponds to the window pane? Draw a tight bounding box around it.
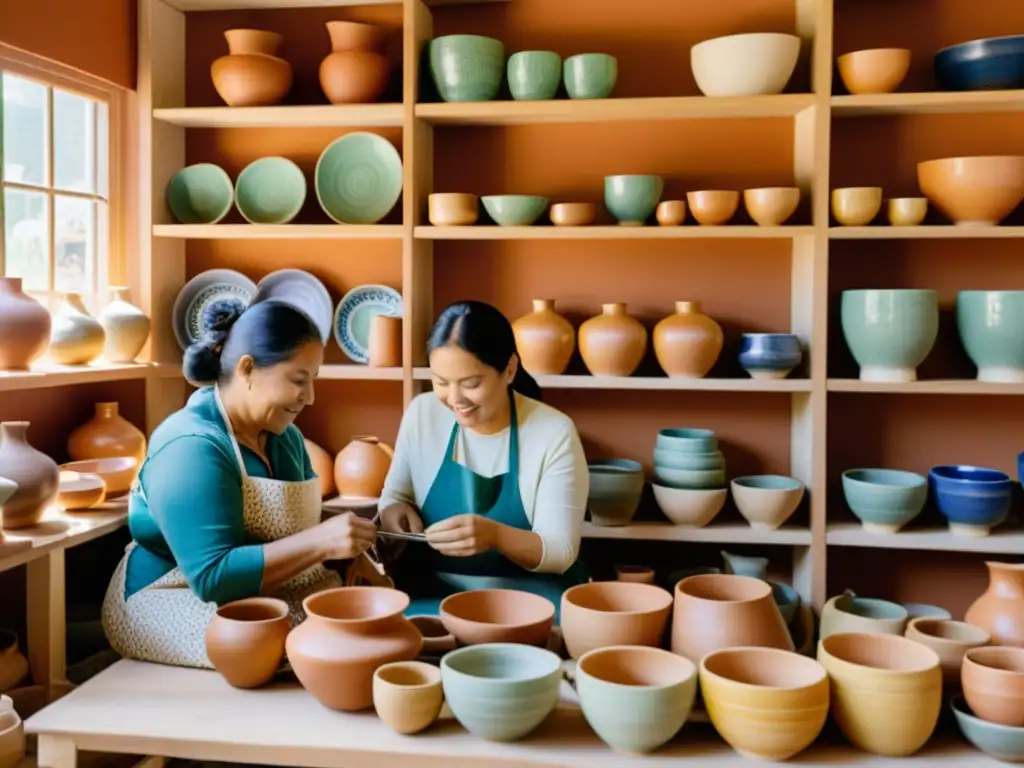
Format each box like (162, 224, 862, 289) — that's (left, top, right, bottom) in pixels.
(3, 74, 47, 186)
(54, 88, 95, 194)
(55, 195, 94, 295)
(96, 101, 109, 199)
(4, 189, 50, 291)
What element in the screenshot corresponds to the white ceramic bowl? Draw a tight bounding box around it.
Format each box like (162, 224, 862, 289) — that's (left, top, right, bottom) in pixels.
(652, 484, 728, 527)
(691, 33, 801, 97)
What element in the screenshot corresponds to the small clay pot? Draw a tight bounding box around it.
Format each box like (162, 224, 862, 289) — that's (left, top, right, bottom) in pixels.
(743, 187, 800, 226)
(333, 436, 393, 498)
(67, 401, 147, 466)
(205, 597, 290, 689)
(832, 187, 882, 226)
(578, 302, 647, 377)
(962, 646, 1024, 727)
(615, 564, 656, 584)
(888, 197, 928, 226)
(440, 588, 554, 647)
(561, 581, 673, 660)
(320, 21, 389, 104)
(211, 29, 293, 107)
(373, 661, 444, 734)
(428, 193, 479, 226)
(550, 202, 597, 226)
(687, 190, 739, 226)
(656, 200, 686, 226)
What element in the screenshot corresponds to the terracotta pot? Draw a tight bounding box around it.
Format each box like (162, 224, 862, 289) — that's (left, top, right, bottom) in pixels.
(286, 587, 422, 711)
(560, 581, 673, 660)
(0, 422, 59, 529)
(0, 695, 24, 768)
(0, 278, 50, 371)
(67, 402, 147, 466)
(0, 631, 28, 692)
(961, 646, 1024, 727)
(205, 597, 290, 689)
(905, 617, 990, 682)
(512, 299, 575, 376)
(304, 439, 336, 498)
(333, 436, 393, 498)
(578, 302, 647, 377)
(615, 564, 655, 584)
(98, 287, 151, 363)
(48, 293, 105, 366)
(671, 573, 794, 662)
(319, 21, 389, 105)
(439, 588, 554, 647)
(368, 315, 401, 368)
(965, 561, 1024, 647)
(372, 661, 444, 735)
(211, 29, 293, 107)
(653, 300, 724, 378)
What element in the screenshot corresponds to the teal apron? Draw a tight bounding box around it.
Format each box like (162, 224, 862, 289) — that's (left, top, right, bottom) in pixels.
(397, 394, 588, 622)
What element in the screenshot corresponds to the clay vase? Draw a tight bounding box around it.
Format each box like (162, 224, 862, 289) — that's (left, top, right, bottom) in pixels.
(965, 561, 1024, 647)
(67, 402, 147, 466)
(0, 278, 50, 370)
(653, 301, 724, 378)
(578, 302, 647, 377)
(286, 587, 422, 711)
(98, 287, 151, 363)
(512, 299, 575, 376)
(48, 293, 105, 366)
(0, 422, 59, 529)
(211, 29, 293, 108)
(304, 439, 336, 498)
(319, 21, 390, 105)
(205, 597, 290, 689)
(333, 436, 393, 498)
(671, 573, 794, 663)
(0, 631, 28, 692)
(0, 695, 24, 768)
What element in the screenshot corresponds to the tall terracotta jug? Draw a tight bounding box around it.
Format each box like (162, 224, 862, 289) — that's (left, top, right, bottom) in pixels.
(211, 29, 293, 107)
(333, 436, 393, 498)
(319, 21, 390, 105)
(67, 402, 147, 466)
(0, 278, 51, 370)
(512, 299, 575, 375)
(965, 562, 1024, 647)
(98, 287, 151, 363)
(0, 422, 59, 529)
(653, 300, 724, 378)
(578, 302, 647, 377)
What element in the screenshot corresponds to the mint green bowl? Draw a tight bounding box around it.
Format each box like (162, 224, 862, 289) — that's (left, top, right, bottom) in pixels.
(605, 174, 664, 225)
(315, 132, 403, 225)
(840, 289, 939, 382)
(167, 163, 234, 224)
(429, 35, 505, 102)
(841, 468, 928, 533)
(564, 53, 618, 99)
(507, 50, 562, 100)
(234, 157, 306, 225)
(957, 290, 1024, 383)
(481, 195, 549, 226)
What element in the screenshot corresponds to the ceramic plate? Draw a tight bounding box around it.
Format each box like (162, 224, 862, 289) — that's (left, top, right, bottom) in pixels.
(172, 269, 258, 351)
(250, 269, 334, 345)
(314, 132, 403, 225)
(333, 284, 403, 364)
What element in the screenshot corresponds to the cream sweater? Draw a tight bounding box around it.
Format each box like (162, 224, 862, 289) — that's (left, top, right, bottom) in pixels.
(378, 392, 589, 574)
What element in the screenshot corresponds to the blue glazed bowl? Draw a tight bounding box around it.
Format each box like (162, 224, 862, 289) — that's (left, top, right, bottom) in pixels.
(928, 465, 1012, 537)
(935, 35, 1024, 91)
(737, 333, 803, 380)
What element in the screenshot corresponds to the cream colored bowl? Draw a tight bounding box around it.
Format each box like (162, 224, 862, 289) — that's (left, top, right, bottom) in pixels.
(691, 33, 801, 97)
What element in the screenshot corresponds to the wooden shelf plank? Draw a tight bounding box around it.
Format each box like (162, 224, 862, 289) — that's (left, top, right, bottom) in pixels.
(416, 95, 816, 125)
(0, 363, 164, 393)
(582, 522, 812, 545)
(413, 369, 810, 391)
(828, 379, 1024, 395)
(830, 226, 1024, 240)
(416, 226, 814, 240)
(320, 365, 402, 381)
(153, 224, 404, 240)
(831, 90, 1024, 117)
(163, 0, 506, 8)
(827, 523, 1024, 554)
(152, 105, 403, 128)
(0, 504, 128, 575)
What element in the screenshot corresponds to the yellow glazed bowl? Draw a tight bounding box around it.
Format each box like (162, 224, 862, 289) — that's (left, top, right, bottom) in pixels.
(700, 647, 829, 761)
(818, 632, 942, 756)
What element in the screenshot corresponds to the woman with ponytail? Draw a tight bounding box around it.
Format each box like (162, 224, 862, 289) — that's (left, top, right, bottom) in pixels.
(378, 300, 589, 617)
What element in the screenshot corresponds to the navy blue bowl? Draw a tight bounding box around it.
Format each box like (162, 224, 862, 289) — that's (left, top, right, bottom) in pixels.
(738, 333, 803, 379)
(929, 465, 1012, 535)
(934, 35, 1024, 91)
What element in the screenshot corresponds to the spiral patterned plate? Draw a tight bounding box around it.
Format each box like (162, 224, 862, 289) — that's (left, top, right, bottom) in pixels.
(333, 284, 403, 364)
(314, 132, 403, 225)
(171, 269, 258, 351)
(234, 157, 307, 225)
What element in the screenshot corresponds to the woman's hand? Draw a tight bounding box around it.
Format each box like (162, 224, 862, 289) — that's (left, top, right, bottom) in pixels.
(425, 514, 498, 557)
(317, 512, 378, 560)
(379, 502, 424, 534)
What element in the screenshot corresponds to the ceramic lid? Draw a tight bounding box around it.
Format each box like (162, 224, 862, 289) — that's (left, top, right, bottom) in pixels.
(250, 269, 333, 345)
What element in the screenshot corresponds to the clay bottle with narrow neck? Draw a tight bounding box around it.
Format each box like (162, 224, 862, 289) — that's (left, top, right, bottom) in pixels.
(0, 277, 51, 370)
(99, 287, 151, 363)
(67, 402, 147, 465)
(49, 292, 105, 365)
(653, 300, 724, 379)
(0, 421, 59, 529)
(965, 562, 1024, 647)
(512, 299, 575, 376)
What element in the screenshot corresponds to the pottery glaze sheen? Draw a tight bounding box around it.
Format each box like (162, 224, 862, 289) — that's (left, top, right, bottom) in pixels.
(0, 422, 59, 529)
(965, 561, 1024, 647)
(333, 436, 393, 498)
(67, 402, 147, 466)
(512, 299, 575, 376)
(578, 302, 647, 377)
(0, 278, 51, 370)
(653, 301, 723, 378)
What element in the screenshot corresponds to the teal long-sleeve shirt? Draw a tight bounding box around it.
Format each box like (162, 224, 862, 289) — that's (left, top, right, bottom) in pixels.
(122, 386, 315, 604)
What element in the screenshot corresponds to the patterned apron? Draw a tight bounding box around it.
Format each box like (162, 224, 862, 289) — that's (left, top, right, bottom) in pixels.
(101, 388, 339, 669)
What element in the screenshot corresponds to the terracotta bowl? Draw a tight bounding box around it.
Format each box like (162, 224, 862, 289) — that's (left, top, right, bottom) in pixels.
(962, 646, 1024, 727)
(55, 471, 105, 511)
(743, 187, 801, 226)
(204, 596, 290, 689)
(918, 156, 1024, 226)
(687, 190, 739, 226)
(59, 457, 138, 497)
(831, 187, 882, 226)
(408, 615, 456, 655)
(729, 475, 805, 530)
(700, 647, 829, 761)
(428, 193, 478, 226)
(837, 48, 911, 94)
(905, 617, 990, 682)
(560, 581, 673, 659)
(656, 200, 686, 226)
(818, 632, 942, 756)
(373, 660, 444, 735)
(888, 197, 928, 226)
(550, 202, 597, 226)
(615, 564, 655, 584)
(439, 588, 554, 647)
(651, 484, 727, 527)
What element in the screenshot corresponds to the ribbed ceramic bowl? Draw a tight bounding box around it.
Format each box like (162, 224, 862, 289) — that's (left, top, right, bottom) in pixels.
(841, 468, 928, 533)
(730, 475, 805, 530)
(652, 448, 724, 471)
(428, 35, 505, 102)
(840, 289, 939, 383)
(481, 195, 549, 226)
(929, 465, 1012, 537)
(957, 290, 1024, 383)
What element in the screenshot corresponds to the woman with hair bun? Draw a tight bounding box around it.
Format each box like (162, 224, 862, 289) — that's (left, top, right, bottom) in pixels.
(378, 300, 590, 617)
(102, 297, 376, 669)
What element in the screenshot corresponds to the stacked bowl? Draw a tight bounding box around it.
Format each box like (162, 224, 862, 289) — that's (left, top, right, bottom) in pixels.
(929, 465, 1012, 537)
(586, 459, 644, 526)
(651, 428, 728, 527)
(953, 646, 1024, 762)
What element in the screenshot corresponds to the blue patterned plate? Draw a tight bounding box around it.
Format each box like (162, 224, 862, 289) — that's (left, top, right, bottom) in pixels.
(172, 269, 258, 351)
(333, 284, 403, 364)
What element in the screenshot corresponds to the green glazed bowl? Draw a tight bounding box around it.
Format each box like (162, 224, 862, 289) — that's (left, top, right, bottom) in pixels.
(481, 195, 549, 226)
(564, 53, 618, 99)
(167, 163, 234, 224)
(653, 466, 726, 489)
(957, 290, 1024, 383)
(429, 35, 505, 102)
(655, 427, 718, 454)
(315, 132, 403, 225)
(842, 468, 928, 533)
(234, 157, 306, 225)
(840, 289, 938, 382)
(507, 50, 562, 100)
(605, 174, 664, 225)
(653, 448, 724, 471)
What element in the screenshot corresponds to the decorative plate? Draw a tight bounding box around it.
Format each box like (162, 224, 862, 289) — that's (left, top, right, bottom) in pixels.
(314, 132, 403, 225)
(172, 269, 258, 351)
(333, 284, 403, 364)
(251, 269, 334, 345)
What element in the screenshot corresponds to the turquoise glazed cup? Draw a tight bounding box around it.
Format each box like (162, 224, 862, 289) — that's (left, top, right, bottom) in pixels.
(605, 174, 664, 225)
(441, 643, 562, 742)
(564, 53, 618, 99)
(841, 468, 928, 533)
(507, 50, 562, 100)
(429, 35, 505, 102)
(840, 289, 939, 382)
(576, 645, 697, 754)
(957, 290, 1024, 383)
(481, 195, 549, 226)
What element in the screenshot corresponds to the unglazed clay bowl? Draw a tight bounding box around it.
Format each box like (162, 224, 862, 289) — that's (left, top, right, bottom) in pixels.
(831, 186, 882, 226)
(560, 581, 673, 660)
(837, 48, 911, 94)
(737, 333, 803, 379)
(428, 34, 504, 102)
(935, 35, 1024, 91)
(841, 468, 928, 533)
(481, 195, 549, 226)
(820, 590, 908, 639)
(408, 615, 456, 655)
(743, 187, 800, 226)
(55, 471, 105, 510)
(957, 290, 1024, 383)
(888, 197, 928, 226)
(59, 457, 138, 497)
(550, 202, 597, 226)
(656, 200, 686, 226)
(373, 660, 444, 735)
(651, 484, 727, 527)
(655, 427, 718, 454)
(686, 190, 739, 226)
(818, 632, 943, 756)
(205, 596, 289, 689)
(730, 475, 805, 530)
(604, 175, 663, 225)
(441, 643, 561, 742)
(952, 693, 1024, 762)
(917, 155, 1024, 226)
(439, 588, 554, 647)
(615, 564, 656, 584)
(563, 53, 617, 99)
(576, 646, 697, 754)
(962, 646, 1024, 727)
(701, 647, 829, 761)
(691, 33, 801, 96)
(428, 193, 478, 226)
(929, 465, 1012, 537)
(840, 289, 939, 382)
(652, 448, 724, 471)
(905, 618, 990, 682)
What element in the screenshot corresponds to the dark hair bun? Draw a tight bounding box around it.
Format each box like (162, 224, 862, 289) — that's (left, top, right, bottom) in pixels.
(201, 298, 246, 341)
(182, 298, 246, 385)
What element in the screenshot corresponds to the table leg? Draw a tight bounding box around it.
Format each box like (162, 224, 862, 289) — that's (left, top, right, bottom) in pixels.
(36, 735, 76, 768)
(26, 550, 67, 702)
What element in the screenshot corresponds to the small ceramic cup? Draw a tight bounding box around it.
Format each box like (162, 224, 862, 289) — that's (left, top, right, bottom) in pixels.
(888, 197, 928, 226)
(615, 564, 656, 584)
(564, 53, 617, 99)
(550, 202, 597, 226)
(428, 193, 479, 226)
(832, 187, 882, 226)
(656, 200, 687, 226)
(373, 660, 444, 735)
(507, 50, 562, 100)
(687, 190, 740, 226)
(743, 187, 801, 226)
